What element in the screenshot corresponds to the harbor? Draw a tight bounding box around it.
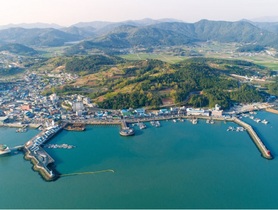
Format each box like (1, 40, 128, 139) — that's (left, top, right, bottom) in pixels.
(0, 108, 274, 182)
(0, 110, 278, 209)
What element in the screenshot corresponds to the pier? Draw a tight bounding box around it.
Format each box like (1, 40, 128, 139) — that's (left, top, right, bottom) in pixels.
(189, 115, 272, 159)
(233, 118, 272, 160)
(23, 125, 63, 181)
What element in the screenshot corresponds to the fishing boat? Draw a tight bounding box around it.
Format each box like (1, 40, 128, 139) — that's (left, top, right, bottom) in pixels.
(0, 144, 11, 156)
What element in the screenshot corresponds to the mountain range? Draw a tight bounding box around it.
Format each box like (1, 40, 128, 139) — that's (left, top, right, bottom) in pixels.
(0, 18, 278, 53)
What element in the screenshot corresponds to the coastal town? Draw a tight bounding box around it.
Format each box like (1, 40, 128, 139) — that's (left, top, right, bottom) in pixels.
(0, 71, 276, 130)
(0, 70, 277, 181)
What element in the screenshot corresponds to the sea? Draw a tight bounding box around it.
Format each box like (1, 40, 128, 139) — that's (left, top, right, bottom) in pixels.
(0, 111, 277, 209)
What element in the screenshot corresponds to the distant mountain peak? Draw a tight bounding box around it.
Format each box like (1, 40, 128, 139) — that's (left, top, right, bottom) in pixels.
(251, 16, 278, 23)
(0, 22, 63, 30)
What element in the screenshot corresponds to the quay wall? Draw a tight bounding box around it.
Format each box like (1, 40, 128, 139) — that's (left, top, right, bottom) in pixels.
(23, 147, 57, 181)
(233, 118, 272, 160)
(0, 123, 41, 129)
(23, 126, 64, 181)
(265, 108, 278, 115)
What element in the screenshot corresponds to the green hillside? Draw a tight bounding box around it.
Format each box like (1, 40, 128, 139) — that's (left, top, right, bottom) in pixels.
(65, 20, 278, 55)
(0, 43, 38, 55)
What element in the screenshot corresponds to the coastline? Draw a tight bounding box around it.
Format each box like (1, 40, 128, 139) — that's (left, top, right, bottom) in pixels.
(265, 108, 278, 115)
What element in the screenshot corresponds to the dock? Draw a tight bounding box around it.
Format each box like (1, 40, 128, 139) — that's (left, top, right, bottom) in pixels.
(233, 118, 272, 160)
(23, 125, 63, 181)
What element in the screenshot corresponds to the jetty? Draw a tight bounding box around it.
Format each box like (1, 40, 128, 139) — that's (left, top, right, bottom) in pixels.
(233, 118, 272, 160)
(23, 125, 63, 181)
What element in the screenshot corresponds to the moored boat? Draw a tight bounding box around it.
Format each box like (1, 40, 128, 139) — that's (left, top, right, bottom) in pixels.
(120, 128, 135, 136)
(0, 144, 11, 156)
(261, 119, 268, 124)
(138, 122, 147, 129)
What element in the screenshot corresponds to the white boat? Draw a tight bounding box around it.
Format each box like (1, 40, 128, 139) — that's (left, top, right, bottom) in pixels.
(120, 128, 135, 136)
(254, 118, 261, 123)
(138, 122, 147, 129)
(0, 144, 11, 156)
(155, 121, 160, 127)
(173, 119, 177, 123)
(192, 119, 198, 124)
(261, 119, 268, 124)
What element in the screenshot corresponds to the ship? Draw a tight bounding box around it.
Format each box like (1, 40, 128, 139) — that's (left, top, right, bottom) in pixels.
(261, 119, 268, 124)
(119, 128, 135, 136)
(0, 144, 11, 156)
(192, 119, 198, 124)
(138, 122, 147, 130)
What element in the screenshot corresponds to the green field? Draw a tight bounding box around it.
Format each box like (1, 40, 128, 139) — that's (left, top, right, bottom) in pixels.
(121, 53, 188, 63)
(121, 42, 278, 70)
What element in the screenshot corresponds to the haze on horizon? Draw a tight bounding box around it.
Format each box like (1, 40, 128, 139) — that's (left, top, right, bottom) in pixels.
(0, 0, 278, 26)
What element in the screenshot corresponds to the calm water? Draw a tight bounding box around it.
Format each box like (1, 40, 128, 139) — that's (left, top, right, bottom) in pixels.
(0, 111, 278, 209)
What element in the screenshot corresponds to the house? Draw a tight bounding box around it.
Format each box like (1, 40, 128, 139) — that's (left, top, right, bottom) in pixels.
(21, 104, 32, 111)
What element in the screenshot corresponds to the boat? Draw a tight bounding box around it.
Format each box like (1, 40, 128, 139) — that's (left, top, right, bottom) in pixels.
(150, 121, 160, 127)
(192, 119, 198, 124)
(0, 144, 11, 156)
(16, 127, 28, 133)
(173, 119, 177, 123)
(138, 122, 147, 129)
(150, 121, 156, 126)
(254, 118, 261, 123)
(227, 126, 235, 131)
(155, 121, 160, 127)
(206, 119, 210, 124)
(261, 119, 268, 124)
(120, 128, 135, 136)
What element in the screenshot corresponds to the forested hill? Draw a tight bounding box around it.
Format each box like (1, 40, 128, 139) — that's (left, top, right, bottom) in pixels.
(0, 19, 278, 49)
(66, 20, 278, 54)
(45, 55, 266, 110)
(0, 43, 38, 56)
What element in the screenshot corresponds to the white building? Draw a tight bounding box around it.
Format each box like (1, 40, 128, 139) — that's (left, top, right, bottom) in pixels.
(72, 102, 84, 112)
(186, 108, 210, 116)
(211, 104, 223, 117)
(83, 97, 91, 105)
(49, 93, 59, 103)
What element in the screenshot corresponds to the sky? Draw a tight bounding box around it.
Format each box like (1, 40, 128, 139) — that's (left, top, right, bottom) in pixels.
(0, 0, 278, 26)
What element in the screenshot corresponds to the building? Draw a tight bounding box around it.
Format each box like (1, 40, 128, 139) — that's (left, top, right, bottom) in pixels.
(72, 102, 84, 112)
(21, 104, 32, 111)
(76, 110, 83, 117)
(211, 104, 223, 117)
(134, 108, 145, 116)
(186, 108, 210, 116)
(0, 116, 8, 125)
(83, 97, 91, 105)
(49, 93, 59, 103)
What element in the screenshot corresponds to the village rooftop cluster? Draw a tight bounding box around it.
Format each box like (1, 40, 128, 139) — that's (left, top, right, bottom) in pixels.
(0, 71, 274, 128)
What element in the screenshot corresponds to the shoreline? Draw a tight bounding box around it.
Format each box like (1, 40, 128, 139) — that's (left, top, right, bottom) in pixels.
(265, 108, 278, 115)
(0, 111, 273, 182)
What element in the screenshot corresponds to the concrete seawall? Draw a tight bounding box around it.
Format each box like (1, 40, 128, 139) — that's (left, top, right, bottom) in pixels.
(23, 125, 63, 181)
(233, 118, 272, 160)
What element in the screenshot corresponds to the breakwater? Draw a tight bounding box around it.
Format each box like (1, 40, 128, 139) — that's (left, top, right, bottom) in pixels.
(23, 125, 63, 181)
(266, 108, 278, 115)
(233, 117, 272, 160)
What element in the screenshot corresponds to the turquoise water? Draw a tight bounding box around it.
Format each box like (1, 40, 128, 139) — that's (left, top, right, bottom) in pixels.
(0, 111, 277, 208)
